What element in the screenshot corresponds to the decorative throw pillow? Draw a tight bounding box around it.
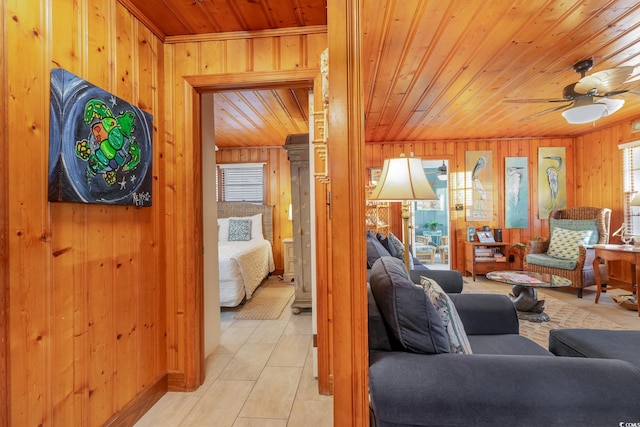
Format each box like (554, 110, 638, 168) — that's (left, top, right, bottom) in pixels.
(369, 257, 450, 354)
(388, 232, 405, 260)
(547, 227, 593, 260)
(388, 232, 413, 268)
(366, 230, 391, 268)
(376, 232, 398, 258)
(419, 276, 473, 354)
(228, 219, 252, 241)
(550, 218, 599, 245)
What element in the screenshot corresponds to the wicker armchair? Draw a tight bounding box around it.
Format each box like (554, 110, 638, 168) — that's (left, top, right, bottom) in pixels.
(523, 207, 611, 298)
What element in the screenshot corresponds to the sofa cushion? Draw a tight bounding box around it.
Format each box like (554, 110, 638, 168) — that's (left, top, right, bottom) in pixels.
(550, 218, 599, 245)
(369, 257, 449, 354)
(366, 230, 391, 268)
(468, 335, 552, 356)
(419, 276, 472, 354)
(549, 329, 640, 370)
(546, 227, 593, 260)
(525, 253, 578, 270)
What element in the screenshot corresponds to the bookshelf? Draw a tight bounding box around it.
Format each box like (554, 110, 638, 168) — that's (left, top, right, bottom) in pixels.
(464, 241, 509, 281)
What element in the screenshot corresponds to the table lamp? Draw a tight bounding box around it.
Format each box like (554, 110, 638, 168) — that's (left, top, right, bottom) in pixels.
(368, 153, 438, 270)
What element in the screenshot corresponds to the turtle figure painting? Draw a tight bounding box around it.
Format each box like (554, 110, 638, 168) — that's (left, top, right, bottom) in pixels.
(48, 69, 153, 207)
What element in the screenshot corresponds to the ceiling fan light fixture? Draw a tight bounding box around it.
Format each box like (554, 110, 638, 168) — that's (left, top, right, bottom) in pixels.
(561, 103, 607, 124)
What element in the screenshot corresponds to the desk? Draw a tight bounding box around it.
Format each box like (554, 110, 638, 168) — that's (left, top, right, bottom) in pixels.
(593, 244, 639, 316)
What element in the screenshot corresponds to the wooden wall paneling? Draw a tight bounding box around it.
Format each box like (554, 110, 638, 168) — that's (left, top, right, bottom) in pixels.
(0, 0, 7, 423)
(7, 0, 53, 424)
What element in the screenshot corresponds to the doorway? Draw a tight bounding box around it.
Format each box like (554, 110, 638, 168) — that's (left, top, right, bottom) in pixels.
(412, 159, 450, 270)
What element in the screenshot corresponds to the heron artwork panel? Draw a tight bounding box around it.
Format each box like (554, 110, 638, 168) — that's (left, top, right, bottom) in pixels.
(48, 69, 154, 207)
(466, 150, 493, 222)
(538, 147, 566, 219)
(505, 157, 529, 229)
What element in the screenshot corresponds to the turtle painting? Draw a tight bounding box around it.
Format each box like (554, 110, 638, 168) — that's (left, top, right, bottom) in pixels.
(75, 99, 141, 186)
(48, 68, 153, 206)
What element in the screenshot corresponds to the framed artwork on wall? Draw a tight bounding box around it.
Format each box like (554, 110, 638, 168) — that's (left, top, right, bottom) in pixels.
(538, 147, 566, 219)
(369, 167, 382, 185)
(505, 157, 529, 228)
(466, 150, 493, 221)
(48, 68, 154, 206)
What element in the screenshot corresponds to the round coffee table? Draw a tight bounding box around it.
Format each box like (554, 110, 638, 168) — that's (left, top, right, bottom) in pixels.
(485, 271, 571, 322)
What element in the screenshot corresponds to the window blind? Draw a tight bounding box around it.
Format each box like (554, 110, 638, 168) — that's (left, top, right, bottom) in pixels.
(218, 163, 265, 203)
(620, 141, 640, 234)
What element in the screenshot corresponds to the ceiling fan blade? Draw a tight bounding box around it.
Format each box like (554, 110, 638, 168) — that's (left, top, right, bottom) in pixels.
(598, 97, 625, 117)
(515, 102, 573, 123)
(574, 66, 634, 95)
(503, 98, 569, 104)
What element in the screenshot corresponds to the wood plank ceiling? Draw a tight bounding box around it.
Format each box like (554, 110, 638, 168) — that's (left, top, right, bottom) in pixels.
(121, 0, 640, 147)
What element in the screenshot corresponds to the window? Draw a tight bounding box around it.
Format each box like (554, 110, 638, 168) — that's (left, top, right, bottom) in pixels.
(217, 163, 265, 203)
(620, 141, 640, 234)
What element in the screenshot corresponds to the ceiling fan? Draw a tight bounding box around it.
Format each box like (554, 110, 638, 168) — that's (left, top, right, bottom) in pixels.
(505, 58, 637, 124)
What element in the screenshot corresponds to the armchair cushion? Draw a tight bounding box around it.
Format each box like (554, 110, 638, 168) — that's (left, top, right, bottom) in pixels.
(525, 253, 578, 270)
(546, 227, 593, 260)
(550, 218, 599, 245)
(369, 257, 449, 354)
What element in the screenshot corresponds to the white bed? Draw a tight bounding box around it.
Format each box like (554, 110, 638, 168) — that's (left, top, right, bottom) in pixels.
(217, 202, 275, 307)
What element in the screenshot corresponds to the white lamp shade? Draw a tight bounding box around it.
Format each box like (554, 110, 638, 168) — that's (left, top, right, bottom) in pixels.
(630, 193, 640, 206)
(368, 156, 438, 201)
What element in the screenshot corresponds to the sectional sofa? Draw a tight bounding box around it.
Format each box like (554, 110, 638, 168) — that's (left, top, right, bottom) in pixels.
(367, 256, 640, 426)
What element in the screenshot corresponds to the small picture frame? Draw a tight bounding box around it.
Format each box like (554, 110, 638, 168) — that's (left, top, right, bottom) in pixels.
(467, 226, 476, 242)
(476, 231, 496, 243)
(369, 167, 382, 185)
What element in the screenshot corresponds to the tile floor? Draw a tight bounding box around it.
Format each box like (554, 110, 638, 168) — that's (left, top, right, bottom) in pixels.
(135, 301, 333, 427)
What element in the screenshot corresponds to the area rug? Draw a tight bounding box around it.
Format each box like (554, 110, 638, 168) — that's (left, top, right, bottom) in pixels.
(463, 277, 630, 348)
(229, 277, 294, 320)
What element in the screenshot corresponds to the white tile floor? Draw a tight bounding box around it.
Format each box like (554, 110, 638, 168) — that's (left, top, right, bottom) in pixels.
(135, 303, 333, 427)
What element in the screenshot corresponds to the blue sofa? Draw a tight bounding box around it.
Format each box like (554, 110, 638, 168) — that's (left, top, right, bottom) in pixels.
(368, 256, 640, 427)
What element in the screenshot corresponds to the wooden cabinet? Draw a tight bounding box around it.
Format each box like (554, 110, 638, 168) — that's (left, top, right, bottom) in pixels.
(464, 242, 509, 281)
(282, 238, 295, 282)
(284, 135, 312, 314)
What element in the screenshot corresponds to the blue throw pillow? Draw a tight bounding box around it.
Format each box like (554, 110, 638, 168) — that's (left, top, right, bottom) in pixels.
(228, 219, 251, 241)
(367, 230, 391, 268)
(376, 232, 398, 257)
(550, 218, 599, 245)
(369, 256, 450, 354)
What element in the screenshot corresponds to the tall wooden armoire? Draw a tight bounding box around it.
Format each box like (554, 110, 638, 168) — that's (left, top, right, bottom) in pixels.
(283, 134, 312, 313)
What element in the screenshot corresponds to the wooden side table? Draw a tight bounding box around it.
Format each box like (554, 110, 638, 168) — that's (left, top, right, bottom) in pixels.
(593, 244, 639, 316)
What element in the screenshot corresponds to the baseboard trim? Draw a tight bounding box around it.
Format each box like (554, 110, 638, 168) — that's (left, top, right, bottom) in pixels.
(103, 374, 168, 427)
(167, 370, 187, 391)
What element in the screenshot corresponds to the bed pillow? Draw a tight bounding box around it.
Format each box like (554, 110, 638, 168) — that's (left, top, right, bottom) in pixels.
(419, 276, 472, 354)
(248, 213, 263, 240)
(218, 218, 230, 242)
(228, 219, 252, 241)
(547, 227, 593, 260)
